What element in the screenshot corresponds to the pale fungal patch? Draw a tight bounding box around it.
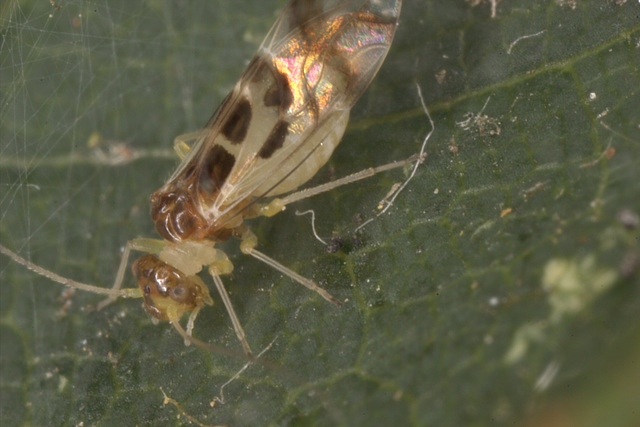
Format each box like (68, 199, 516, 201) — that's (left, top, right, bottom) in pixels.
(212, 335, 278, 405)
(355, 83, 434, 233)
(465, 0, 501, 18)
(506, 30, 547, 55)
(521, 181, 547, 200)
(579, 139, 615, 168)
(533, 360, 561, 392)
(295, 209, 328, 245)
(543, 255, 617, 321)
(555, 0, 577, 9)
(504, 255, 618, 364)
(377, 183, 403, 211)
(456, 97, 501, 136)
(159, 336, 278, 426)
(599, 120, 637, 144)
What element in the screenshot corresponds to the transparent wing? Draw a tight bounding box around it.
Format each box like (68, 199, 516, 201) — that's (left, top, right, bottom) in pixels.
(164, 0, 402, 226)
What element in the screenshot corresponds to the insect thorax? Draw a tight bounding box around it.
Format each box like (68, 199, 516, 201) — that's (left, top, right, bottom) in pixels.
(149, 186, 243, 243)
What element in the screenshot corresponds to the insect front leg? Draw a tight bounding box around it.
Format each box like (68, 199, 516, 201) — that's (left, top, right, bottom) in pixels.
(96, 237, 167, 310)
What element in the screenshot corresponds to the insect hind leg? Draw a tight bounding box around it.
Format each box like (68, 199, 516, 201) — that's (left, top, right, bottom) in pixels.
(245, 249, 343, 306)
(259, 153, 424, 218)
(235, 227, 342, 306)
(259, 83, 434, 218)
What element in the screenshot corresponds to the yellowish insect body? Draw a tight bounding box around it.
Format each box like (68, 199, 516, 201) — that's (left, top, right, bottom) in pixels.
(1, 0, 414, 360)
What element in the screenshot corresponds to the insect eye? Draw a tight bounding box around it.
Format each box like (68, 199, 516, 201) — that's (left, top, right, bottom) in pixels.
(169, 284, 192, 303)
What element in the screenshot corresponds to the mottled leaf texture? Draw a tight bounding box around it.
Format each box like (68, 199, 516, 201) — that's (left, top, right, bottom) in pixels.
(1, 1, 638, 426)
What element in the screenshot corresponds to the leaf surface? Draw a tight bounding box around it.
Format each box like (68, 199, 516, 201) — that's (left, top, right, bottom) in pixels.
(1, 1, 639, 426)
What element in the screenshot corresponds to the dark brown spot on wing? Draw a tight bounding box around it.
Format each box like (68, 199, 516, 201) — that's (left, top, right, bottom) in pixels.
(258, 120, 289, 159)
(199, 145, 236, 193)
(247, 55, 269, 83)
(263, 68, 294, 112)
(221, 97, 252, 144)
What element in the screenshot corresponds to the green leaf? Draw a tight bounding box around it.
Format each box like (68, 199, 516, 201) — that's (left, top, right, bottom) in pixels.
(1, 0, 639, 426)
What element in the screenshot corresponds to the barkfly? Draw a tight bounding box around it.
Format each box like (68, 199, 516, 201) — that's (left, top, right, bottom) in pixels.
(1, 0, 416, 359)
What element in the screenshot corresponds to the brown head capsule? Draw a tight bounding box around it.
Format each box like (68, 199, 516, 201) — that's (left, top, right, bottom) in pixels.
(132, 254, 213, 321)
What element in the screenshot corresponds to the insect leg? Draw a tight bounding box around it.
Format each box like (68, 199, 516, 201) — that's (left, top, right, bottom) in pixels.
(96, 238, 166, 310)
(261, 83, 435, 217)
(173, 131, 201, 160)
(246, 247, 343, 306)
(182, 307, 199, 340)
(259, 153, 424, 217)
(207, 267, 254, 358)
(234, 227, 342, 305)
(168, 315, 249, 360)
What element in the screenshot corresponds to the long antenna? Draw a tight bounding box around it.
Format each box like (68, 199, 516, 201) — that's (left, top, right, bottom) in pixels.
(0, 244, 139, 298)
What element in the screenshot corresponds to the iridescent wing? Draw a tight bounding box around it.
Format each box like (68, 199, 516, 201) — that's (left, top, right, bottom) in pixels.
(160, 0, 402, 230)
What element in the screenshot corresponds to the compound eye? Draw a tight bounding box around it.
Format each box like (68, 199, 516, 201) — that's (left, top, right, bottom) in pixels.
(169, 283, 194, 304)
(170, 285, 185, 300)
